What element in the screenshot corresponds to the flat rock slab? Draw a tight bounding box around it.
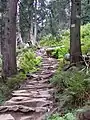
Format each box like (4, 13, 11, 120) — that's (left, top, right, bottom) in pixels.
(12, 93, 32, 97)
(22, 84, 52, 90)
(4, 98, 52, 108)
(0, 105, 49, 113)
(13, 90, 27, 93)
(0, 114, 15, 120)
(0, 105, 35, 113)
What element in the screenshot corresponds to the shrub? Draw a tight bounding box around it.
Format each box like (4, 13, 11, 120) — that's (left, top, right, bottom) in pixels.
(47, 113, 76, 120)
(50, 70, 90, 108)
(18, 49, 42, 73)
(52, 47, 68, 59)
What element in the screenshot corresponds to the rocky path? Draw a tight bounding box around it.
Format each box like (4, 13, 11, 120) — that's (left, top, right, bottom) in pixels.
(0, 49, 58, 120)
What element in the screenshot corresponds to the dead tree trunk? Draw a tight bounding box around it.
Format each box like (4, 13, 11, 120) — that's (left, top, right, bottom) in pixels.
(1, 0, 18, 77)
(70, 0, 82, 64)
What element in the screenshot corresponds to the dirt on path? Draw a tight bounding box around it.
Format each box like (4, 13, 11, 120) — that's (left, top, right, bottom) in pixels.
(0, 48, 58, 120)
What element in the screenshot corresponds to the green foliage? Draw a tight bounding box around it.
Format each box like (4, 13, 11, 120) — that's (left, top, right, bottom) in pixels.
(40, 34, 62, 47)
(47, 113, 76, 120)
(81, 23, 90, 53)
(52, 47, 68, 59)
(40, 32, 69, 59)
(18, 49, 42, 73)
(0, 83, 9, 104)
(40, 23, 90, 56)
(50, 70, 90, 108)
(81, 0, 90, 24)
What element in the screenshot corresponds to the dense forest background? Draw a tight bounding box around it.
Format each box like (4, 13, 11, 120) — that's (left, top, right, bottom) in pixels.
(0, 0, 90, 120)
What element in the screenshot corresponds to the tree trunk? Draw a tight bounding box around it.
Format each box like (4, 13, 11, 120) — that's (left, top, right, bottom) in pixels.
(29, 17, 35, 45)
(28, 0, 35, 46)
(16, 1, 23, 46)
(0, 13, 3, 54)
(1, 0, 18, 77)
(28, 0, 37, 46)
(33, 0, 37, 45)
(70, 0, 82, 64)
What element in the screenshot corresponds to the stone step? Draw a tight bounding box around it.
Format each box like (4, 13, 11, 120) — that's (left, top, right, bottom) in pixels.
(0, 105, 48, 113)
(12, 89, 54, 98)
(4, 98, 53, 108)
(39, 74, 53, 79)
(12, 92, 51, 99)
(22, 84, 52, 90)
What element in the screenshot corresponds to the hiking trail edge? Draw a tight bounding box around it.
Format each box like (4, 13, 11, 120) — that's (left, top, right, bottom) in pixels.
(0, 48, 58, 120)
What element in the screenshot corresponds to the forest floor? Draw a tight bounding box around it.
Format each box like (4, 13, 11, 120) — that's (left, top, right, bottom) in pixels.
(0, 48, 58, 120)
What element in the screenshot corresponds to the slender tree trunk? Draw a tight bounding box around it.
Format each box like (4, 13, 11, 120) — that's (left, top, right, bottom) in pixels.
(0, 13, 2, 54)
(28, 7, 34, 45)
(70, 0, 82, 64)
(28, 0, 35, 46)
(30, 18, 34, 45)
(1, 0, 18, 77)
(16, 1, 23, 46)
(28, 0, 37, 46)
(33, 0, 37, 45)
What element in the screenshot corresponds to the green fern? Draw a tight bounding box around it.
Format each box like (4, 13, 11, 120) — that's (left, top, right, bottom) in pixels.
(18, 49, 42, 73)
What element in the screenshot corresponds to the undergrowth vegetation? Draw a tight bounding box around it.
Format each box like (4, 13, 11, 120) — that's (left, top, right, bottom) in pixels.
(18, 49, 42, 73)
(0, 73, 26, 104)
(40, 23, 90, 59)
(47, 69, 90, 120)
(47, 113, 76, 120)
(50, 70, 90, 108)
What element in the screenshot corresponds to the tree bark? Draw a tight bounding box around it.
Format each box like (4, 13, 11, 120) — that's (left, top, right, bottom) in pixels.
(29, 16, 34, 45)
(70, 0, 82, 64)
(1, 0, 18, 77)
(34, 0, 37, 45)
(16, 1, 23, 46)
